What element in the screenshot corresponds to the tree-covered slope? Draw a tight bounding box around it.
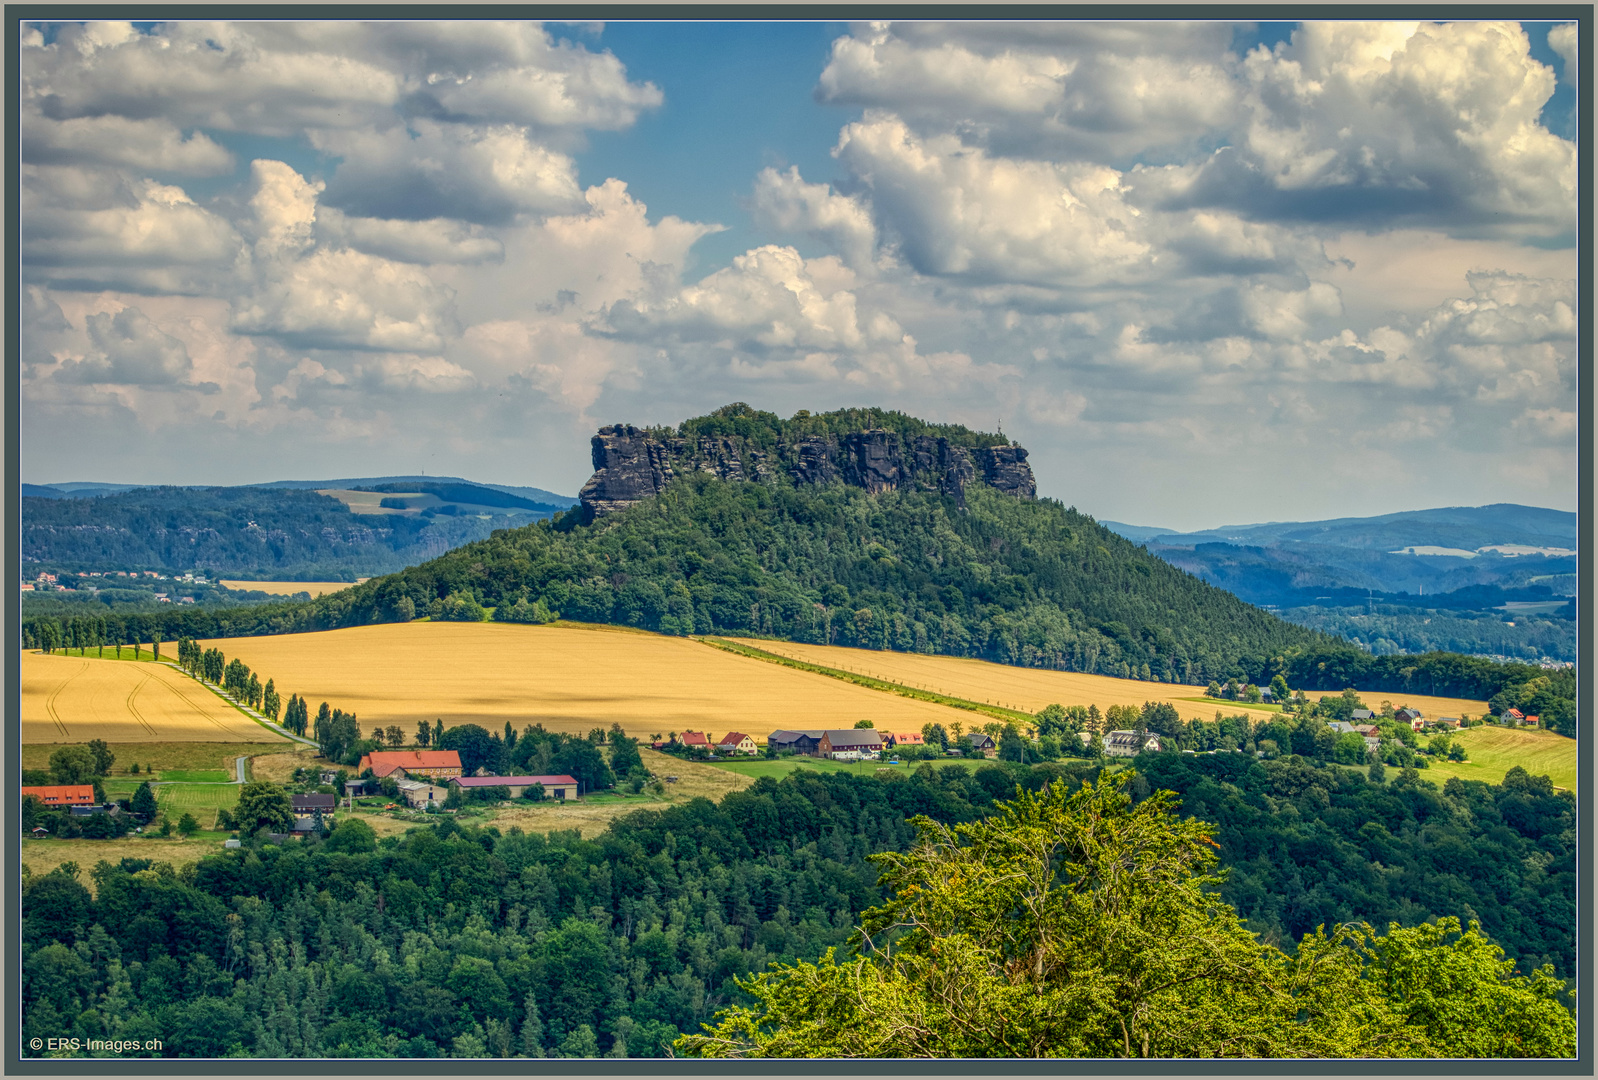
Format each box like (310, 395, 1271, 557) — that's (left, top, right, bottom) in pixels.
(366, 475, 1328, 684)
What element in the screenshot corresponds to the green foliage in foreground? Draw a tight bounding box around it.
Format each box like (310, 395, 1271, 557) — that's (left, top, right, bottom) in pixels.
(678, 774, 1574, 1059)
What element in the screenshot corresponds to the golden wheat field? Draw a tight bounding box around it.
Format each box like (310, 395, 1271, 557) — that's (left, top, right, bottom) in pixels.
(21, 653, 290, 744)
(722, 639, 1490, 724)
(220, 580, 367, 597)
(191, 621, 983, 740)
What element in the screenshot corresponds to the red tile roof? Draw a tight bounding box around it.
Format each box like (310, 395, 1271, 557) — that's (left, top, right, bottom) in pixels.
(358, 750, 463, 777)
(21, 785, 96, 806)
(451, 774, 577, 788)
(680, 731, 709, 746)
(716, 732, 750, 747)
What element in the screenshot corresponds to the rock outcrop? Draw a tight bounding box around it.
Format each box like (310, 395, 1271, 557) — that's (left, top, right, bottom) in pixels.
(578, 414, 1037, 522)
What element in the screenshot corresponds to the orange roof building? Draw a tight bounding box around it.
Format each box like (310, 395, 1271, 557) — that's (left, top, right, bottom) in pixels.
(357, 750, 463, 779)
(21, 785, 96, 806)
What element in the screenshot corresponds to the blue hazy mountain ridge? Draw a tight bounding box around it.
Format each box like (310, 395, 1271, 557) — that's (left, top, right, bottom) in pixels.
(27, 475, 578, 508)
(1102, 505, 1576, 592)
(1110, 504, 1576, 552)
(20, 478, 576, 580)
(1102, 506, 1577, 662)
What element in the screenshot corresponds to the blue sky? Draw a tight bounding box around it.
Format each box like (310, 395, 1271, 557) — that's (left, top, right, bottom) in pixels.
(18, 19, 1580, 529)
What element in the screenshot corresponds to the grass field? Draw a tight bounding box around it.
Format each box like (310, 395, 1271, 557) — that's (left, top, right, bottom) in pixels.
(22, 834, 234, 890)
(1418, 726, 1577, 790)
(724, 638, 1489, 724)
(21, 652, 291, 744)
(191, 622, 981, 740)
(160, 769, 232, 782)
(1177, 696, 1282, 713)
(220, 580, 366, 597)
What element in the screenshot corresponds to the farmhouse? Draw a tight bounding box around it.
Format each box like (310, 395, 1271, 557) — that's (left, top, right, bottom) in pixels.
(1104, 731, 1163, 757)
(1503, 708, 1525, 724)
(767, 730, 825, 755)
(965, 732, 997, 757)
(20, 785, 96, 807)
(1395, 708, 1423, 725)
(886, 732, 924, 747)
(715, 733, 757, 756)
(449, 774, 579, 800)
(395, 779, 450, 808)
(680, 731, 710, 750)
(819, 729, 883, 758)
(1351, 709, 1376, 721)
(357, 750, 462, 779)
(292, 793, 336, 814)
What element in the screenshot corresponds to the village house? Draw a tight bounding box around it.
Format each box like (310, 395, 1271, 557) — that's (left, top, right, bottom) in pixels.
(1394, 707, 1423, 726)
(449, 774, 580, 800)
(767, 730, 825, 755)
(965, 732, 997, 757)
(1503, 708, 1525, 725)
(1435, 717, 1462, 730)
(395, 778, 450, 809)
(1352, 724, 1380, 738)
(20, 784, 97, 807)
(819, 729, 883, 759)
(1351, 709, 1375, 721)
(1104, 730, 1163, 757)
(715, 732, 758, 756)
(885, 732, 925, 748)
(292, 793, 337, 815)
(357, 749, 462, 780)
(1327, 721, 1357, 735)
(679, 731, 710, 750)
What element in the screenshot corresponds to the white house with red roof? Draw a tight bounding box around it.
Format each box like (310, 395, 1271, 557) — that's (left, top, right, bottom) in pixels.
(357, 749, 462, 779)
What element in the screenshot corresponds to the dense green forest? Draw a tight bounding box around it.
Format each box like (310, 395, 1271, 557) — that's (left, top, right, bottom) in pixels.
(1279, 604, 1575, 664)
(20, 486, 551, 580)
(331, 478, 1330, 684)
(21, 754, 1574, 1058)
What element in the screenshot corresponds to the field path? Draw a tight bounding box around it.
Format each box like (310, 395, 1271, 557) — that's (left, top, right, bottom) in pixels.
(123, 671, 160, 737)
(42, 660, 87, 737)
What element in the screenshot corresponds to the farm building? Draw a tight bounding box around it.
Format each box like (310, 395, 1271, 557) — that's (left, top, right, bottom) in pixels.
(715, 733, 757, 755)
(1435, 717, 1462, 730)
(819, 729, 883, 758)
(449, 774, 579, 801)
(965, 732, 997, 757)
(395, 779, 450, 808)
(20, 785, 96, 807)
(1104, 731, 1163, 757)
(1351, 709, 1376, 721)
(1327, 721, 1357, 735)
(886, 732, 925, 747)
(69, 804, 121, 818)
(768, 730, 825, 755)
(292, 793, 337, 814)
(357, 750, 462, 779)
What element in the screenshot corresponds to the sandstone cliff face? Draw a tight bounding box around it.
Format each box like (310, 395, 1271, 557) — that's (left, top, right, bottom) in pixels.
(579, 421, 1036, 522)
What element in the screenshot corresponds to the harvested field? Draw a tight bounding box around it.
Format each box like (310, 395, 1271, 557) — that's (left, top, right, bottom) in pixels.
(220, 580, 366, 597)
(723, 639, 1490, 724)
(249, 749, 321, 783)
(193, 622, 981, 740)
(20, 741, 287, 774)
(20, 654, 290, 744)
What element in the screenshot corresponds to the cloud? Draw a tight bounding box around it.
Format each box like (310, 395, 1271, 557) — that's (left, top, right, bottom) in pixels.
(20, 165, 242, 293)
(232, 161, 458, 352)
(1547, 23, 1576, 84)
(751, 166, 878, 271)
(816, 21, 1240, 161)
(318, 210, 504, 265)
(20, 109, 234, 174)
(54, 306, 195, 386)
(1157, 21, 1575, 234)
(23, 21, 660, 140)
(315, 120, 585, 225)
(831, 114, 1156, 287)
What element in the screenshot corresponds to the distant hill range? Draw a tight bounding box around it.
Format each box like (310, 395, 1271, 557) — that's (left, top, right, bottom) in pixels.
(21, 476, 577, 580)
(24, 475, 575, 508)
(1099, 504, 1577, 608)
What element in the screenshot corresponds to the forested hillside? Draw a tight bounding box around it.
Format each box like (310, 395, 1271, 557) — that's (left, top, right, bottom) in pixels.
(375, 477, 1327, 684)
(21, 758, 1574, 1058)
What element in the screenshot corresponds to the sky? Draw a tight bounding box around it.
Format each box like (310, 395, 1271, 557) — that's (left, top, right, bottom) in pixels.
(18, 19, 1580, 530)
